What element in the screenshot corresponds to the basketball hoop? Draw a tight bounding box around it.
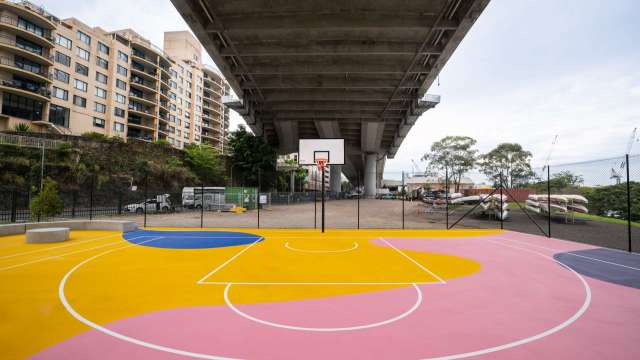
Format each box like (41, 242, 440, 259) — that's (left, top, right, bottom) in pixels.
(315, 158, 328, 172)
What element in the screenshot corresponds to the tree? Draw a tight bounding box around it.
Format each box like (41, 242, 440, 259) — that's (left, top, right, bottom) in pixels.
(276, 158, 308, 192)
(530, 170, 584, 193)
(478, 143, 534, 188)
(422, 136, 477, 192)
(30, 178, 63, 219)
(228, 126, 277, 190)
(183, 144, 225, 185)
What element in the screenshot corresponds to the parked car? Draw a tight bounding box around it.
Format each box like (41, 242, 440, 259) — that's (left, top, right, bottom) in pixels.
(124, 194, 172, 214)
(345, 190, 363, 199)
(378, 193, 395, 200)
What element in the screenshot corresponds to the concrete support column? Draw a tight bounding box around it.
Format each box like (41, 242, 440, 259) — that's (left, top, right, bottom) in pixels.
(364, 153, 377, 198)
(330, 165, 342, 194)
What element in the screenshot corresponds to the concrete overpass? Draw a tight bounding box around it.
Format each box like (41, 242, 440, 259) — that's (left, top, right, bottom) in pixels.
(170, 0, 489, 195)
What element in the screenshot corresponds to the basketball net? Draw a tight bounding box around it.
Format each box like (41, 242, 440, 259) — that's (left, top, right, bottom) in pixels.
(316, 159, 328, 172)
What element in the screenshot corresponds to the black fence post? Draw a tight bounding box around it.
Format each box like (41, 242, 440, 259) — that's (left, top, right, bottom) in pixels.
(626, 154, 632, 252)
(143, 174, 148, 228)
(402, 171, 405, 229)
(445, 167, 449, 229)
(89, 175, 94, 221)
(117, 192, 122, 215)
(321, 166, 325, 233)
(72, 191, 77, 218)
(357, 171, 360, 229)
(547, 165, 551, 238)
(10, 190, 17, 223)
(499, 172, 504, 230)
(314, 169, 317, 229)
(257, 168, 261, 229)
(200, 183, 204, 229)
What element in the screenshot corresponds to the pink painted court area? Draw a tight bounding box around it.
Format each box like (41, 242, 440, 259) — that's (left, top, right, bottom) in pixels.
(28, 230, 640, 360)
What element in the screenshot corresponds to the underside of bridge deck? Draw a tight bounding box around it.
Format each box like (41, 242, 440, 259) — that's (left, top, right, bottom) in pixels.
(171, 0, 489, 186)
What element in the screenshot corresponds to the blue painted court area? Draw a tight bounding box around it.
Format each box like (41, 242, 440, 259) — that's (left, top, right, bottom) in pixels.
(123, 230, 262, 249)
(554, 248, 640, 289)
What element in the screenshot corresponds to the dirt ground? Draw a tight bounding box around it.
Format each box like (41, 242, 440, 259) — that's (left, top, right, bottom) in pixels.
(96, 199, 638, 252)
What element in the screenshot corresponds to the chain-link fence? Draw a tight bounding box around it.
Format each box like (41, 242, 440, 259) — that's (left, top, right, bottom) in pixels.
(2, 153, 638, 253)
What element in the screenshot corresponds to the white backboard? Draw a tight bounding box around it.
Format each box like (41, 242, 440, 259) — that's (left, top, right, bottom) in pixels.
(298, 139, 345, 165)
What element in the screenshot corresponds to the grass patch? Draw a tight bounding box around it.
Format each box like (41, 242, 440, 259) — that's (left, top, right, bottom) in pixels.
(571, 212, 640, 228)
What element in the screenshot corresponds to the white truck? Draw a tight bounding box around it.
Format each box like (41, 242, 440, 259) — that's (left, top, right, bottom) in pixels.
(182, 187, 225, 210)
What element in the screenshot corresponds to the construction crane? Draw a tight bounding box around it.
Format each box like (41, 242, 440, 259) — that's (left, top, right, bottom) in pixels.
(411, 159, 421, 177)
(610, 128, 637, 184)
(541, 135, 559, 173)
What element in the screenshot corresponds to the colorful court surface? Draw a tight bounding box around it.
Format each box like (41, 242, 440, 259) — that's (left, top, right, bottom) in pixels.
(1, 228, 639, 359)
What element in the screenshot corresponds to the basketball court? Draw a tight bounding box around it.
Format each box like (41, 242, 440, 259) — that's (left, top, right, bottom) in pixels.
(0, 227, 638, 359)
(2, 140, 640, 359)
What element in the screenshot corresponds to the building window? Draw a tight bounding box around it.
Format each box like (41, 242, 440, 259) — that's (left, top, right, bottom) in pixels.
(75, 63, 89, 76)
(55, 34, 72, 49)
(114, 107, 125, 118)
(94, 102, 106, 113)
(1, 93, 43, 121)
(118, 50, 128, 63)
(77, 30, 91, 45)
(95, 87, 107, 99)
(55, 52, 71, 67)
(54, 69, 70, 83)
(74, 79, 88, 92)
(93, 117, 105, 128)
(14, 55, 41, 74)
(115, 79, 126, 90)
(52, 87, 68, 100)
(49, 104, 70, 128)
(96, 56, 108, 69)
(97, 41, 109, 55)
(17, 17, 44, 37)
(73, 95, 87, 107)
(95, 72, 108, 84)
(116, 64, 127, 76)
(114, 93, 126, 104)
(76, 47, 90, 61)
(113, 122, 125, 132)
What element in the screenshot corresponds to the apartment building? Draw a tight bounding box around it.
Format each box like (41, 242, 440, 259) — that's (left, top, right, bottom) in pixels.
(0, 1, 229, 152)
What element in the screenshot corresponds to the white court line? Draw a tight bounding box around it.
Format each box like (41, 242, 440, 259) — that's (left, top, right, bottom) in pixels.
(56, 237, 236, 360)
(196, 237, 263, 284)
(199, 281, 444, 285)
(379, 237, 447, 284)
(422, 239, 592, 360)
(0, 233, 120, 260)
(56, 233, 593, 359)
(284, 241, 358, 253)
(505, 238, 640, 271)
(223, 283, 422, 332)
(0, 235, 144, 272)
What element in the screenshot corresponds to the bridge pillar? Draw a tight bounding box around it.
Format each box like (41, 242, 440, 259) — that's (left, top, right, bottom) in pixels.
(364, 153, 377, 198)
(330, 165, 342, 194)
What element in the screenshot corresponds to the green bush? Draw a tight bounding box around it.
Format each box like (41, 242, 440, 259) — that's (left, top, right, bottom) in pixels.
(14, 123, 31, 132)
(30, 178, 64, 219)
(81, 132, 107, 140)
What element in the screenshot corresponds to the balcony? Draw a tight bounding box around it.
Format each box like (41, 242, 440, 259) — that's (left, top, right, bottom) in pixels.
(129, 91, 156, 107)
(128, 103, 156, 119)
(0, 78, 50, 101)
(0, 56, 51, 83)
(131, 48, 158, 68)
(0, 35, 53, 65)
(129, 76, 157, 94)
(0, 2, 58, 30)
(0, 16, 55, 47)
(127, 116, 155, 132)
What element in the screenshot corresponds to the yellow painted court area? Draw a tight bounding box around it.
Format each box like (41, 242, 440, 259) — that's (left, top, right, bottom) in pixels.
(0, 228, 499, 359)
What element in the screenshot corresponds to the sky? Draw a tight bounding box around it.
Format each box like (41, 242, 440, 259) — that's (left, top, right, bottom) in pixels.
(40, 0, 640, 179)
